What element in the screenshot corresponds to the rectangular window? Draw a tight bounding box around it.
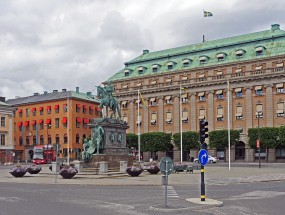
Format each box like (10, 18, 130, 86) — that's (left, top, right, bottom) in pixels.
(216, 90, 224, 99)
(277, 102, 284, 117)
(235, 88, 242, 97)
(46, 106, 51, 114)
(165, 96, 171, 104)
(166, 112, 172, 124)
(151, 113, 157, 125)
(255, 86, 263, 95)
(167, 65, 173, 70)
(0, 117, 5, 127)
(83, 105, 87, 114)
(31, 108, 36, 116)
(217, 107, 224, 121)
(199, 109, 205, 120)
(276, 83, 284, 93)
(256, 104, 263, 118)
(182, 111, 188, 123)
(55, 118, 59, 128)
(152, 67, 158, 72)
(181, 94, 188, 103)
(0, 134, 5, 146)
(236, 106, 243, 120)
(198, 92, 205, 101)
(150, 98, 156, 106)
(39, 107, 44, 115)
(63, 104, 68, 112)
(26, 109, 29, 117)
(122, 101, 128, 109)
(76, 117, 81, 128)
(136, 114, 142, 126)
(76, 104, 80, 113)
(54, 105, 59, 113)
(123, 116, 128, 124)
(89, 106, 94, 114)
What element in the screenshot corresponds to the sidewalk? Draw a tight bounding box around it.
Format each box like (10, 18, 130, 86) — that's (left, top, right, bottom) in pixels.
(1, 163, 285, 186)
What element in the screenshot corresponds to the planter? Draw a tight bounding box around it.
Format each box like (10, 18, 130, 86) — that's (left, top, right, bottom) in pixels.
(126, 166, 143, 177)
(58, 165, 78, 179)
(9, 166, 27, 177)
(146, 166, 160, 174)
(27, 165, 42, 174)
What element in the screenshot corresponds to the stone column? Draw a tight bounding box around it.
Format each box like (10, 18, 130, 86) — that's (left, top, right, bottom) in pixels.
(190, 93, 196, 131)
(143, 98, 149, 133)
(245, 148, 255, 162)
(267, 148, 276, 162)
(72, 160, 83, 173)
(129, 101, 134, 133)
(99, 161, 108, 173)
(173, 95, 180, 133)
(158, 97, 164, 132)
(120, 161, 128, 173)
(207, 91, 214, 131)
(245, 87, 253, 131)
(265, 84, 273, 127)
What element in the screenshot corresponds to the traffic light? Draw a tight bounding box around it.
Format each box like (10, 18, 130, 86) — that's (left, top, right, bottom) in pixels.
(199, 119, 208, 145)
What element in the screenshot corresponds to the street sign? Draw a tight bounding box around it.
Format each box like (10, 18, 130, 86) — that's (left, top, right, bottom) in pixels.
(198, 149, 208, 166)
(160, 156, 174, 176)
(256, 140, 260, 148)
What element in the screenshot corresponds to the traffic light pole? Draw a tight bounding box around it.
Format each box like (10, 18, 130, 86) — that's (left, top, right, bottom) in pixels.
(199, 119, 208, 202)
(201, 165, 205, 201)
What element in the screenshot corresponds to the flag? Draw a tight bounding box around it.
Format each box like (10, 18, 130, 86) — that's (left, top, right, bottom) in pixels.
(139, 92, 145, 106)
(204, 11, 213, 17)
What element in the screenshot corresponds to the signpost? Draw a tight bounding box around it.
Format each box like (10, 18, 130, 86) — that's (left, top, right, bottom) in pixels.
(198, 149, 208, 202)
(160, 156, 173, 208)
(53, 143, 60, 183)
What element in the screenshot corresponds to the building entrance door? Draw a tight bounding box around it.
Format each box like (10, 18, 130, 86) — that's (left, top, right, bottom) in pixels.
(235, 141, 245, 160)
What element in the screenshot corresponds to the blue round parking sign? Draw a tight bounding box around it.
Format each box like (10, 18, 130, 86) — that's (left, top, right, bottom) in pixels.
(198, 149, 208, 166)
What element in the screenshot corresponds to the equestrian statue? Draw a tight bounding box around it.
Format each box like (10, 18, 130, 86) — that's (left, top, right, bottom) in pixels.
(96, 81, 121, 119)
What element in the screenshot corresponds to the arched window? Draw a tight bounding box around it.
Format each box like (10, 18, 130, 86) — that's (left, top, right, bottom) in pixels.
(33, 135, 36, 145)
(26, 136, 30, 145)
(64, 134, 68, 144)
(55, 134, 60, 144)
(48, 134, 52, 145)
(40, 135, 44, 145)
(19, 136, 23, 145)
(76, 134, 80, 143)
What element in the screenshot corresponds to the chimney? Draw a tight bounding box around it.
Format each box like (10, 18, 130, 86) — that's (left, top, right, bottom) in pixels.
(271, 24, 280, 31)
(87, 92, 91, 97)
(76, 87, 79, 94)
(143, 49, 149, 54)
(0, 97, 5, 102)
(53, 90, 58, 93)
(62, 89, 67, 92)
(33, 93, 39, 96)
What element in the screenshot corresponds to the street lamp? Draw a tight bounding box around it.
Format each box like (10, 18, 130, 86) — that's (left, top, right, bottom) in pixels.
(257, 111, 261, 168)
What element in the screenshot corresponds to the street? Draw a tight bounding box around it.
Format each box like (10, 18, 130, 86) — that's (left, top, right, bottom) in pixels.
(0, 180, 285, 215)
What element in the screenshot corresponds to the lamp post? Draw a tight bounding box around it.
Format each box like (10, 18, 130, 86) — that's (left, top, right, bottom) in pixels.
(257, 111, 261, 168)
(180, 85, 183, 163)
(45, 124, 51, 163)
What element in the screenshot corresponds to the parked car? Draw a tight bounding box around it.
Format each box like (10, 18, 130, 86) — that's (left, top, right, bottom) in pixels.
(194, 155, 218, 164)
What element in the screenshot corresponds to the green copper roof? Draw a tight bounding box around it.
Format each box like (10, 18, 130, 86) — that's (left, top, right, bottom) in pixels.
(108, 24, 285, 81)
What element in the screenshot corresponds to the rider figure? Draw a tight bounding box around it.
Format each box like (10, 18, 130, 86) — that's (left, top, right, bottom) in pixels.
(105, 81, 114, 108)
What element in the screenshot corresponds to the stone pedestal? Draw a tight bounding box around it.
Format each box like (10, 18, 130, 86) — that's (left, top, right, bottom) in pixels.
(72, 160, 83, 173)
(267, 148, 276, 162)
(245, 148, 255, 162)
(51, 162, 59, 173)
(120, 161, 127, 173)
(99, 161, 108, 173)
(137, 161, 144, 168)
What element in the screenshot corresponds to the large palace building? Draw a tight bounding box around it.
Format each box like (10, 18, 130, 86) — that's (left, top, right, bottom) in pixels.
(107, 24, 285, 162)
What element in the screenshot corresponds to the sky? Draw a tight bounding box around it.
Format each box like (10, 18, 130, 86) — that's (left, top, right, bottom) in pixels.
(1, 0, 285, 100)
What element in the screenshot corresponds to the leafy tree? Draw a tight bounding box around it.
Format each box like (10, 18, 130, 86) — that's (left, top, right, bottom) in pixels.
(126, 133, 138, 150)
(173, 131, 200, 150)
(248, 127, 279, 149)
(209, 130, 240, 150)
(279, 126, 285, 147)
(140, 132, 171, 153)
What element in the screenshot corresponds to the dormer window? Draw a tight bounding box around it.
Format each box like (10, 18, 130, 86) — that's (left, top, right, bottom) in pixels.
(152, 64, 159, 72)
(124, 69, 131, 77)
(235, 50, 245, 59)
(217, 53, 226, 62)
(167, 62, 175, 70)
(182, 59, 191, 67)
(255, 46, 264, 56)
(199, 56, 208, 64)
(137, 67, 145, 75)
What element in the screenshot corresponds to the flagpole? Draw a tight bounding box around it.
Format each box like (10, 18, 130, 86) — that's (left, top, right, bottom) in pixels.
(180, 86, 183, 163)
(67, 97, 70, 165)
(227, 80, 231, 170)
(138, 90, 141, 162)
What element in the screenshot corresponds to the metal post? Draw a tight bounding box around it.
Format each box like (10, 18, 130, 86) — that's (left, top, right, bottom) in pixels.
(164, 161, 168, 208)
(258, 112, 261, 168)
(55, 144, 58, 183)
(201, 165, 205, 201)
(138, 90, 141, 162)
(180, 85, 183, 163)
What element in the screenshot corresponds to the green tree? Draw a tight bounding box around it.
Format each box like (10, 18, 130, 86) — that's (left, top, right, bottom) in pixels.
(126, 133, 138, 150)
(140, 132, 171, 153)
(248, 127, 279, 149)
(209, 130, 240, 150)
(279, 126, 285, 147)
(173, 131, 200, 150)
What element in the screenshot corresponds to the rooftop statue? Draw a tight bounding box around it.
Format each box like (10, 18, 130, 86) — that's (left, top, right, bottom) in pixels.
(97, 81, 121, 119)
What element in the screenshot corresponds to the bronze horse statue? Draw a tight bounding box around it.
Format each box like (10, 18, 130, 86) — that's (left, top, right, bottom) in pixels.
(97, 86, 121, 119)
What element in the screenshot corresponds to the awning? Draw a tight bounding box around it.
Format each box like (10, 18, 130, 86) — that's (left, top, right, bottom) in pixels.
(182, 59, 190, 63)
(167, 62, 173, 66)
(95, 107, 101, 111)
(235, 113, 243, 117)
(31, 107, 36, 112)
(135, 99, 141, 104)
(38, 119, 43, 124)
(17, 122, 22, 127)
(137, 66, 144, 70)
(148, 98, 155, 102)
(54, 105, 59, 110)
(216, 90, 223, 94)
(121, 101, 128, 105)
(181, 94, 188, 98)
(136, 83, 142, 86)
(182, 76, 188, 80)
(150, 119, 156, 123)
(277, 110, 284, 114)
(136, 120, 141, 124)
(235, 50, 244, 55)
(39, 107, 43, 111)
(217, 53, 224, 58)
(165, 96, 171, 100)
(45, 119, 51, 124)
(255, 47, 263, 52)
(89, 106, 94, 110)
(31, 120, 36, 125)
(122, 85, 128, 89)
(182, 117, 188, 121)
(199, 56, 207, 61)
(217, 71, 223, 75)
(24, 121, 29, 127)
(152, 65, 158, 68)
(76, 104, 81, 108)
(83, 105, 87, 109)
(46, 106, 51, 110)
(166, 78, 172, 82)
(256, 112, 263, 116)
(62, 117, 67, 124)
(17, 109, 22, 113)
(276, 83, 284, 88)
(198, 92, 205, 96)
(83, 118, 89, 124)
(76, 117, 81, 123)
(217, 115, 223, 118)
(255, 86, 262, 90)
(151, 80, 157, 84)
(276, 63, 284, 67)
(166, 118, 172, 122)
(199, 116, 205, 120)
(199, 74, 205, 78)
(235, 69, 242, 73)
(255, 66, 262, 70)
(235, 88, 242, 92)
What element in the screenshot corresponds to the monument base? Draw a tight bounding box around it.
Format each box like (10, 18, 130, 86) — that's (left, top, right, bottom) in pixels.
(86, 154, 133, 169)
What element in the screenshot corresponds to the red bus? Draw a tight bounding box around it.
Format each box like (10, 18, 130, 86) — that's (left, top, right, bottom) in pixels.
(32, 145, 56, 165)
